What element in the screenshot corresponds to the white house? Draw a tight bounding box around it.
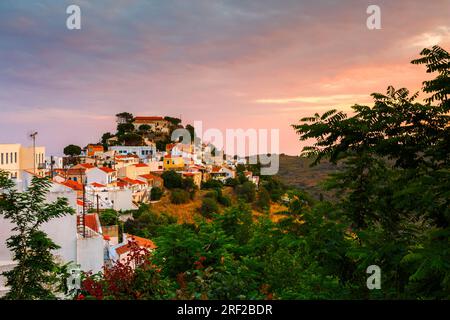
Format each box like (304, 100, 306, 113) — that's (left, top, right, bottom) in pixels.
(110, 145, 157, 160)
(86, 166, 117, 186)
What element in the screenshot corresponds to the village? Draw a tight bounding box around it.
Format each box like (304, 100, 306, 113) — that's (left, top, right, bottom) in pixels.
(0, 113, 263, 293)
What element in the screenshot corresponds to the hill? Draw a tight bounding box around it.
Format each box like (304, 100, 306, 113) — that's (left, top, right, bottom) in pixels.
(275, 154, 342, 200)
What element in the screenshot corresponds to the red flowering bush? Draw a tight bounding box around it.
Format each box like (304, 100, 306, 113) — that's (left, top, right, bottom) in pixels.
(77, 241, 171, 300)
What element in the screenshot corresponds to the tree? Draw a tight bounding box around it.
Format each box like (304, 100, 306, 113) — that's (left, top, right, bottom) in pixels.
(161, 170, 183, 189)
(256, 187, 271, 211)
(200, 198, 219, 219)
(164, 116, 182, 127)
(117, 123, 135, 136)
(116, 112, 134, 124)
(236, 181, 256, 203)
(292, 46, 450, 299)
(63, 144, 82, 157)
(150, 187, 163, 201)
(119, 133, 143, 146)
(0, 172, 75, 299)
(138, 124, 152, 132)
(99, 209, 118, 226)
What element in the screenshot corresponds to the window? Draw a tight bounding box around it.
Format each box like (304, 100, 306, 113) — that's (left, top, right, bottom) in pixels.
(14, 152, 17, 163)
(1, 153, 3, 165)
(5, 153, 8, 164)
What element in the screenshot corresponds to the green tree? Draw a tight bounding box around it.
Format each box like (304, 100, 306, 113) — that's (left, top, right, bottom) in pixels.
(256, 187, 271, 211)
(0, 172, 75, 299)
(161, 170, 183, 189)
(63, 144, 82, 157)
(150, 187, 163, 201)
(236, 181, 256, 203)
(200, 198, 219, 219)
(116, 112, 134, 124)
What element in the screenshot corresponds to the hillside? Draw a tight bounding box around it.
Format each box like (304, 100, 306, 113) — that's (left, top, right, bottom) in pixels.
(275, 154, 342, 200)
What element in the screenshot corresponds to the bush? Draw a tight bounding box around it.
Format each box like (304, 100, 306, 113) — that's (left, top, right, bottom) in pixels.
(218, 195, 232, 207)
(224, 178, 239, 187)
(100, 209, 118, 226)
(201, 179, 223, 190)
(204, 190, 219, 200)
(151, 187, 163, 201)
(236, 181, 256, 203)
(200, 198, 219, 218)
(161, 170, 183, 189)
(256, 187, 271, 211)
(170, 189, 190, 204)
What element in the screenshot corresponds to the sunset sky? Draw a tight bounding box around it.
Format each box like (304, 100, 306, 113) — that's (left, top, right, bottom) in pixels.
(0, 0, 449, 156)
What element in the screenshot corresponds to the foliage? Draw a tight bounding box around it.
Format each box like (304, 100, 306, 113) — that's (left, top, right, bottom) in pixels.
(63, 144, 82, 157)
(99, 209, 118, 226)
(236, 181, 256, 203)
(170, 189, 190, 204)
(200, 198, 219, 219)
(0, 172, 74, 299)
(150, 187, 163, 201)
(256, 187, 271, 211)
(161, 170, 183, 189)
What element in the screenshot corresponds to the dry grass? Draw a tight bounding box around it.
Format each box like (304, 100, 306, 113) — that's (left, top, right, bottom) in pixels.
(150, 186, 289, 224)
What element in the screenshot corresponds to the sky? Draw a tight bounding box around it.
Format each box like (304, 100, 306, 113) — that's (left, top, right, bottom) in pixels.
(0, 0, 449, 156)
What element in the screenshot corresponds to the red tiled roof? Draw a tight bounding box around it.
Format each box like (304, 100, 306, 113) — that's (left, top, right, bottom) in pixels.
(134, 163, 148, 168)
(120, 177, 146, 185)
(99, 167, 115, 173)
(78, 163, 95, 169)
(115, 235, 157, 255)
(134, 116, 164, 122)
(139, 173, 162, 181)
(77, 213, 100, 233)
(62, 180, 83, 191)
(91, 182, 106, 188)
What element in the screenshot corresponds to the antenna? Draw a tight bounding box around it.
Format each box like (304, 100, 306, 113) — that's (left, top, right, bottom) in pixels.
(29, 131, 38, 174)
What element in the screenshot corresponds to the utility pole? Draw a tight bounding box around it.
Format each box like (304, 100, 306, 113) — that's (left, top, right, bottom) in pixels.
(30, 131, 38, 174)
(96, 194, 100, 215)
(50, 155, 54, 179)
(79, 169, 86, 238)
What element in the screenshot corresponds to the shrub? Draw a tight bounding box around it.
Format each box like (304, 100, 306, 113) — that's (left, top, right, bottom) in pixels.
(201, 179, 223, 190)
(170, 189, 190, 204)
(204, 190, 219, 200)
(161, 170, 183, 189)
(236, 181, 256, 203)
(100, 209, 118, 226)
(218, 195, 232, 207)
(200, 198, 219, 218)
(256, 187, 271, 211)
(151, 187, 163, 201)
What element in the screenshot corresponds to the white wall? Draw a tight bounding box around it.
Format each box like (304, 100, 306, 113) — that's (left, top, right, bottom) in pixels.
(77, 236, 104, 273)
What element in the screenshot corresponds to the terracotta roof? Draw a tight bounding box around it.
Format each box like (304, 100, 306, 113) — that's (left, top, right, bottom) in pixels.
(61, 180, 83, 191)
(77, 213, 100, 233)
(91, 182, 106, 188)
(120, 177, 146, 185)
(134, 163, 148, 168)
(115, 236, 157, 255)
(134, 116, 164, 122)
(99, 167, 115, 173)
(78, 163, 95, 169)
(139, 173, 163, 181)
